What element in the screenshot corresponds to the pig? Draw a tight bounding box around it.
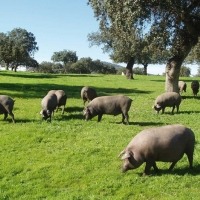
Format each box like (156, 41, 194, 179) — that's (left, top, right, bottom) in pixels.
(178, 81, 187, 94)
(0, 95, 15, 123)
(82, 95, 132, 125)
(191, 80, 199, 96)
(40, 93, 57, 122)
(81, 86, 97, 104)
(118, 124, 195, 176)
(153, 92, 181, 114)
(47, 90, 67, 114)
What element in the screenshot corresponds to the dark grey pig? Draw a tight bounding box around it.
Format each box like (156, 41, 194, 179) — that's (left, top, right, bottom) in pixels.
(118, 124, 195, 176)
(178, 81, 187, 94)
(153, 92, 181, 114)
(81, 86, 97, 104)
(191, 80, 199, 96)
(47, 90, 67, 114)
(83, 95, 132, 125)
(40, 93, 57, 122)
(0, 95, 15, 123)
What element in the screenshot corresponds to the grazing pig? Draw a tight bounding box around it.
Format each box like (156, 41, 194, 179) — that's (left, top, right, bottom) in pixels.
(153, 92, 181, 114)
(118, 124, 195, 176)
(0, 95, 15, 123)
(178, 81, 187, 94)
(40, 93, 57, 122)
(191, 80, 199, 96)
(81, 86, 97, 104)
(83, 95, 132, 125)
(47, 90, 67, 114)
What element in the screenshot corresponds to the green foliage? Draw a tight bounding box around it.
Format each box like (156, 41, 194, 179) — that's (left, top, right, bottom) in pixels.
(0, 71, 200, 199)
(51, 49, 78, 64)
(185, 38, 200, 65)
(179, 66, 191, 77)
(0, 28, 38, 71)
(37, 61, 55, 73)
(133, 66, 144, 75)
(88, 0, 200, 81)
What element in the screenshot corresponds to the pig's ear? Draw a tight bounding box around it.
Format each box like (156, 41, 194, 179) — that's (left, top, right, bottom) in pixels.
(83, 107, 89, 115)
(121, 150, 133, 160)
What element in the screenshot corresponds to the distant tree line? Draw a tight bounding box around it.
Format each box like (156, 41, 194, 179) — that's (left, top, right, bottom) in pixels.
(0, 28, 121, 74)
(0, 27, 199, 77)
(28, 51, 118, 74)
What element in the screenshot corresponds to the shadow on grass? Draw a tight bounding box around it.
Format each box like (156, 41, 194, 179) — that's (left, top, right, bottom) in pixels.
(0, 71, 58, 79)
(181, 95, 200, 100)
(135, 164, 200, 177)
(153, 165, 200, 176)
(129, 121, 164, 126)
(0, 82, 153, 99)
(65, 106, 84, 113)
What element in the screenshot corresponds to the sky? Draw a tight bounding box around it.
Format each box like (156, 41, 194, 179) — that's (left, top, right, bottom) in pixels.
(0, 0, 198, 75)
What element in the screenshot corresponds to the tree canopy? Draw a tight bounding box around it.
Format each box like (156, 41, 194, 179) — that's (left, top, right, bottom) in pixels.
(0, 28, 39, 72)
(51, 50, 78, 65)
(88, 0, 200, 91)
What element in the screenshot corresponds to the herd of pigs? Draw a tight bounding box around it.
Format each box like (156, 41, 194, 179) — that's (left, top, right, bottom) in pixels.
(0, 80, 199, 176)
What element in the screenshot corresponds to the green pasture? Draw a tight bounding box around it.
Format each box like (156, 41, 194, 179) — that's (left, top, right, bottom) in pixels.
(0, 70, 200, 200)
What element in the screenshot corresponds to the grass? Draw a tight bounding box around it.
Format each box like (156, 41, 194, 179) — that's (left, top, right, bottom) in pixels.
(0, 70, 200, 199)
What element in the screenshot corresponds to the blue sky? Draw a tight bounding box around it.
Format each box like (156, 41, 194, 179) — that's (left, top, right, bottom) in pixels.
(0, 0, 198, 75)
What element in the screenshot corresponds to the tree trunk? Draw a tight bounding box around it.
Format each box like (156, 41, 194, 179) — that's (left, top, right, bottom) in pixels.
(5, 63, 9, 70)
(13, 64, 18, 72)
(165, 56, 184, 92)
(126, 57, 134, 79)
(143, 63, 148, 75)
(14, 66, 17, 72)
(165, 24, 199, 92)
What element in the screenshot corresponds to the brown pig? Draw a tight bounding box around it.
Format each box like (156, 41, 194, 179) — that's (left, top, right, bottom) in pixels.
(118, 124, 195, 176)
(83, 95, 132, 124)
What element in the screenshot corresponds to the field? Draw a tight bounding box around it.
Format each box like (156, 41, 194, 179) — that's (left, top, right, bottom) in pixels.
(0, 70, 200, 200)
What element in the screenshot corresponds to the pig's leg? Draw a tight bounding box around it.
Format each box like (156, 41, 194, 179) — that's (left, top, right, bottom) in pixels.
(61, 105, 65, 114)
(169, 161, 178, 170)
(171, 105, 175, 114)
(186, 149, 194, 169)
(9, 112, 15, 123)
(122, 112, 129, 125)
(152, 162, 159, 172)
(176, 105, 179, 113)
(4, 112, 8, 120)
(97, 114, 103, 122)
(143, 161, 153, 176)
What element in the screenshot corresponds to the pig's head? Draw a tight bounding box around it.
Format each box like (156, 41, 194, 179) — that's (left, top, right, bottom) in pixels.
(82, 107, 96, 120)
(153, 104, 161, 114)
(121, 150, 137, 172)
(40, 109, 51, 120)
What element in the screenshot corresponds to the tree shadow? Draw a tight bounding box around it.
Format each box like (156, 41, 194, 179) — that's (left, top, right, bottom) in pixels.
(150, 80, 165, 83)
(0, 82, 153, 99)
(129, 121, 164, 126)
(60, 113, 84, 120)
(181, 95, 200, 100)
(180, 111, 200, 114)
(65, 106, 84, 113)
(0, 71, 58, 79)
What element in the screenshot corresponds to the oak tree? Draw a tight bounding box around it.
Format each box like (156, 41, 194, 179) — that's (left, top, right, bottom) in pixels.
(88, 0, 200, 91)
(0, 28, 38, 72)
